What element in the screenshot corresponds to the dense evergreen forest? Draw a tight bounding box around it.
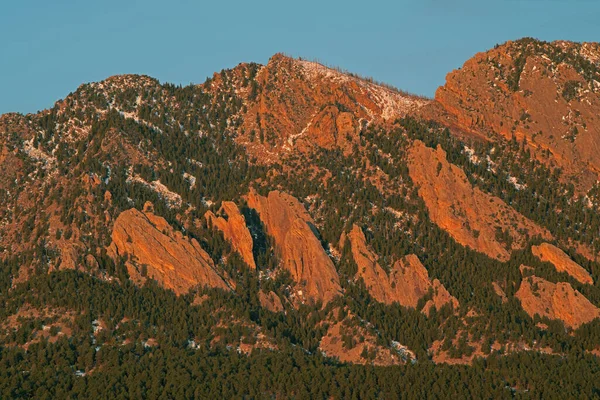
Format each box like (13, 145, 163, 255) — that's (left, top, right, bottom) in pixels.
(2, 50, 600, 398)
(1, 268, 599, 399)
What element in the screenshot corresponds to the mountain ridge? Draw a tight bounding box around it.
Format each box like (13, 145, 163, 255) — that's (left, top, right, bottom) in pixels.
(2, 38, 600, 394)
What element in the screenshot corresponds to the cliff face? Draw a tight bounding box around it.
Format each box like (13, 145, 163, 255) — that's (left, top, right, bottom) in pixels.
(109, 203, 230, 295)
(258, 290, 284, 313)
(216, 53, 429, 163)
(428, 39, 600, 191)
(532, 243, 593, 285)
(3, 42, 600, 370)
(343, 225, 458, 313)
(205, 201, 256, 270)
(407, 140, 552, 261)
(246, 189, 341, 305)
(516, 275, 600, 329)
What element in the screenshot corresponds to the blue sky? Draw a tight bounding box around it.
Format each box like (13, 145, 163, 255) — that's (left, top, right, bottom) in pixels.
(1, 0, 599, 114)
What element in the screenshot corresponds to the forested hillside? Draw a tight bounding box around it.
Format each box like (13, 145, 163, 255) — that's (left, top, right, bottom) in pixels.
(1, 38, 600, 398)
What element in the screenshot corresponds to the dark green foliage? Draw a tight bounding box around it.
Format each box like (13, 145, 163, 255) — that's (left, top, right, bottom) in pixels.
(3, 52, 600, 398)
(0, 269, 599, 398)
(562, 80, 581, 102)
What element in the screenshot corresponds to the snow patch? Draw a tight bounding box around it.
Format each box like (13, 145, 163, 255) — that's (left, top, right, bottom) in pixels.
(463, 146, 481, 165)
(127, 175, 182, 208)
(296, 59, 429, 121)
(22, 137, 56, 169)
(507, 176, 526, 190)
(183, 172, 196, 189)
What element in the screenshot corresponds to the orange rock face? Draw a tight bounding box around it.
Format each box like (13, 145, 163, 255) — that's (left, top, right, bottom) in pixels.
(215, 53, 429, 164)
(532, 243, 593, 285)
(246, 189, 341, 305)
(344, 224, 458, 312)
(258, 290, 284, 313)
(318, 309, 414, 366)
(423, 280, 460, 316)
(205, 201, 256, 269)
(319, 321, 405, 366)
(516, 275, 600, 329)
(407, 140, 552, 261)
(109, 203, 230, 295)
(427, 39, 600, 191)
(492, 282, 508, 303)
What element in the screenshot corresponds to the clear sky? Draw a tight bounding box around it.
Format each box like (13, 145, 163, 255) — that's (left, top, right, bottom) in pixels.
(2, 0, 599, 115)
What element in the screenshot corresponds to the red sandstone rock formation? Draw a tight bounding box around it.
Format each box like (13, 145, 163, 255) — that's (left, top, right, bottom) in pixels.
(109, 202, 230, 295)
(343, 224, 458, 313)
(425, 39, 600, 191)
(246, 189, 341, 305)
(258, 290, 284, 313)
(516, 275, 599, 329)
(205, 201, 256, 270)
(407, 140, 552, 261)
(532, 243, 593, 285)
(319, 309, 414, 366)
(207, 53, 429, 164)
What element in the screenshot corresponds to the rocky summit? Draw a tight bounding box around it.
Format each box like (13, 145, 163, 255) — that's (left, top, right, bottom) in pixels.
(2, 38, 600, 397)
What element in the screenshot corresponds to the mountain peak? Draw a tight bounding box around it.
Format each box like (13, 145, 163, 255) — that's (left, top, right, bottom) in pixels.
(222, 52, 429, 163)
(428, 36, 600, 191)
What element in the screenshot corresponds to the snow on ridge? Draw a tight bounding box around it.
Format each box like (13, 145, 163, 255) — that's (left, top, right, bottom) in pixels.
(127, 175, 182, 208)
(580, 44, 600, 66)
(284, 110, 318, 150)
(296, 59, 430, 120)
(22, 137, 56, 169)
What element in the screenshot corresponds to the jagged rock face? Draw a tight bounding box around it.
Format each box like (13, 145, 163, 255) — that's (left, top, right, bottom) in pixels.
(428, 39, 600, 191)
(109, 203, 230, 295)
(423, 280, 459, 316)
(224, 53, 429, 163)
(342, 225, 391, 302)
(246, 189, 341, 305)
(407, 140, 552, 261)
(343, 225, 458, 312)
(516, 275, 600, 329)
(258, 290, 284, 313)
(205, 201, 256, 270)
(532, 243, 593, 285)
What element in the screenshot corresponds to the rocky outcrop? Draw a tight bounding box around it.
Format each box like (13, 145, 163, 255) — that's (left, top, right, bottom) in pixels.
(422, 280, 459, 316)
(532, 243, 593, 285)
(246, 189, 341, 305)
(343, 224, 458, 313)
(516, 275, 600, 329)
(492, 282, 508, 303)
(407, 140, 552, 261)
(319, 309, 414, 366)
(109, 202, 230, 295)
(426, 39, 600, 191)
(258, 290, 284, 313)
(219, 53, 429, 163)
(205, 201, 256, 269)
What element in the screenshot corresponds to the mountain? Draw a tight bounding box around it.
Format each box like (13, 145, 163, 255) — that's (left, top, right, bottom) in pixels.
(424, 38, 600, 192)
(1, 39, 600, 397)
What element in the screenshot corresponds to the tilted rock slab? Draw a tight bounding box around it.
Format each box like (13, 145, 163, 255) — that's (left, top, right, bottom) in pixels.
(109, 203, 230, 295)
(516, 275, 599, 329)
(205, 201, 256, 270)
(247, 189, 341, 305)
(532, 243, 593, 285)
(343, 224, 458, 313)
(408, 140, 552, 261)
